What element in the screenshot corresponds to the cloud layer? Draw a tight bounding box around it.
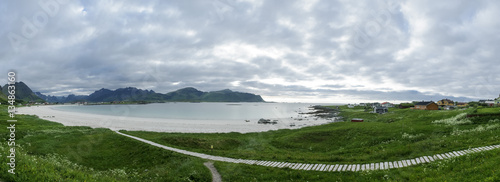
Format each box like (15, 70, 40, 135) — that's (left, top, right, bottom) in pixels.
(2, 0, 499, 103)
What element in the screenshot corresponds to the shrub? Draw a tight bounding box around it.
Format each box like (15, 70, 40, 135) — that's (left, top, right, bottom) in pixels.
(432, 113, 472, 125)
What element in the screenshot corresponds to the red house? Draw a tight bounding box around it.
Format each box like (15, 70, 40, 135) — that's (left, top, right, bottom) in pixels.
(351, 118, 364, 122)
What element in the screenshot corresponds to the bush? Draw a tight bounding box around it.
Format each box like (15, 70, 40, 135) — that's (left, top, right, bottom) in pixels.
(469, 115, 500, 124)
(432, 113, 472, 125)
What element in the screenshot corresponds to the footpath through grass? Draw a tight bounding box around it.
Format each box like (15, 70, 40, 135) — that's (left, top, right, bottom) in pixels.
(123, 106, 500, 165)
(0, 105, 211, 181)
(214, 147, 500, 181)
(0, 104, 499, 181)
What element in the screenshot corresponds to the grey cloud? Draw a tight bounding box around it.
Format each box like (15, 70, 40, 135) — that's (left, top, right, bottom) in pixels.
(1, 0, 499, 102)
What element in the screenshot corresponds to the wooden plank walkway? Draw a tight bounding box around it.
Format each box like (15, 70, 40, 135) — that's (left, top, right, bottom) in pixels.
(116, 131, 500, 172)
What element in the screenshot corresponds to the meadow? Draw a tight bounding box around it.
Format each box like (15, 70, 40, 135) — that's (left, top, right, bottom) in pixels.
(0, 105, 211, 181)
(123, 106, 500, 181)
(123, 106, 500, 164)
(0, 105, 499, 181)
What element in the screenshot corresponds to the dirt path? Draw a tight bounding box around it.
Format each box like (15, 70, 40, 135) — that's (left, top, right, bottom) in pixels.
(204, 162, 222, 182)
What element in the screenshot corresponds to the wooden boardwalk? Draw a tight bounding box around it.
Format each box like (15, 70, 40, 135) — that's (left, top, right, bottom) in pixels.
(116, 131, 500, 172)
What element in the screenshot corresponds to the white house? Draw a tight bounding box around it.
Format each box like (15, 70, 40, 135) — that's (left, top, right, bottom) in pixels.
(373, 106, 388, 114)
(381, 102, 394, 108)
(485, 100, 495, 107)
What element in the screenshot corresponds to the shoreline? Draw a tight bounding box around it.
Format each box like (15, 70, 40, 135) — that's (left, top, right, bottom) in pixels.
(17, 105, 334, 133)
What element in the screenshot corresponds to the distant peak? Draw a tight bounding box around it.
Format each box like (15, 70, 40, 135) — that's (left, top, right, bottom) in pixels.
(217, 89, 233, 93)
(179, 87, 200, 91)
(96, 88, 112, 92)
(117, 87, 138, 91)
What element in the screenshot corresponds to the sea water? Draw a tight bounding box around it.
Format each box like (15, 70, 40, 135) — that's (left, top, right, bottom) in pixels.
(51, 102, 339, 121)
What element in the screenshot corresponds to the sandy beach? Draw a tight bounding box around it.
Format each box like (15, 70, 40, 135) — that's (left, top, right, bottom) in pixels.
(17, 105, 332, 133)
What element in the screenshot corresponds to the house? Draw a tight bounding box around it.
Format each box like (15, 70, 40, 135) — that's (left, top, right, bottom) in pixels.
(480, 100, 494, 106)
(398, 103, 414, 109)
(485, 100, 496, 107)
(373, 106, 388, 114)
(456, 102, 468, 107)
(414, 101, 439, 110)
(496, 95, 500, 105)
(444, 105, 456, 110)
(437, 99, 454, 106)
(351, 118, 364, 122)
(381, 102, 393, 107)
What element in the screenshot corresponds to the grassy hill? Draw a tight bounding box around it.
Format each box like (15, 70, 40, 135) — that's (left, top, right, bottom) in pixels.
(1, 105, 499, 181)
(122, 106, 500, 180)
(1, 82, 45, 103)
(0, 105, 210, 181)
(123, 107, 500, 164)
(0, 86, 7, 104)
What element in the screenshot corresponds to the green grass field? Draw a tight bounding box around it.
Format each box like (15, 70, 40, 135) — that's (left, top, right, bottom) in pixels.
(123, 107, 500, 164)
(0, 105, 211, 181)
(122, 106, 500, 181)
(476, 107, 500, 114)
(0, 105, 499, 181)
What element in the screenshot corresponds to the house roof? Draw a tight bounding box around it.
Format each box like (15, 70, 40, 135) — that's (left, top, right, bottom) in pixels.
(439, 99, 453, 102)
(415, 101, 435, 106)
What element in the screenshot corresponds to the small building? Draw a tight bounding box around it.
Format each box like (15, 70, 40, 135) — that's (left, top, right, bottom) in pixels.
(373, 106, 388, 114)
(398, 103, 414, 109)
(437, 99, 454, 106)
(485, 100, 496, 107)
(444, 105, 456, 110)
(456, 102, 468, 107)
(414, 101, 439, 110)
(351, 118, 364, 122)
(381, 102, 393, 108)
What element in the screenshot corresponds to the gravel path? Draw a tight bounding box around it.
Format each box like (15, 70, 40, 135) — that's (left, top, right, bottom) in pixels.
(115, 131, 500, 172)
(204, 162, 222, 182)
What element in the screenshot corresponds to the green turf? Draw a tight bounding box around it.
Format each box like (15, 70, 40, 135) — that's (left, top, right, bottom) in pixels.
(0, 105, 211, 181)
(214, 148, 500, 181)
(123, 107, 500, 164)
(1, 104, 499, 181)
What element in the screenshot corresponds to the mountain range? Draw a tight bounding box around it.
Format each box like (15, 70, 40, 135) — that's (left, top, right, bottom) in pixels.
(2, 82, 265, 103)
(1, 82, 45, 103)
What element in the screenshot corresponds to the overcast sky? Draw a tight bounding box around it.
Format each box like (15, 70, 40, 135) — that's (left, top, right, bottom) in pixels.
(2, 0, 500, 103)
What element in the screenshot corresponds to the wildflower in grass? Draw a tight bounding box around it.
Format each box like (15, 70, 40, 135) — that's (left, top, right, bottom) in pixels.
(489, 119, 500, 123)
(432, 113, 472, 125)
(451, 124, 500, 136)
(402, 133, 423, 139)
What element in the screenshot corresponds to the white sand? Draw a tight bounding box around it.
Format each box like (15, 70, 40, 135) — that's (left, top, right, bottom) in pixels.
(17, 105, 332, 133)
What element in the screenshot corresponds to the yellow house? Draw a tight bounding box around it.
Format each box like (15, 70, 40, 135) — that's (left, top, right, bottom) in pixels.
(456, 102, 468, 107)
(437, 99, 454, 106)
